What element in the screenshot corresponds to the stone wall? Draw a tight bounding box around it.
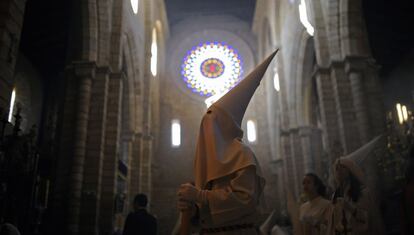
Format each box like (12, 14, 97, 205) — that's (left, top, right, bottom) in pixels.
(253, 0, 386, 219)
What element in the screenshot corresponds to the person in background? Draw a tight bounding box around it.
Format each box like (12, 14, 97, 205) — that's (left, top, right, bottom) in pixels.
(122, 194, 157, 235)
(327, 135, 385, 235)
(299, 173, 330, 235)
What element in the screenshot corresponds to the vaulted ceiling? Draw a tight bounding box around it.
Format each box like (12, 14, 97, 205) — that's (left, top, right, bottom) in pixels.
(165, 0, 257, 27)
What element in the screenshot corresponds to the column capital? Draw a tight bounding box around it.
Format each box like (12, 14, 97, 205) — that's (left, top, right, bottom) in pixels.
(329, 60, 345, 70)
(298, 125, 322, 137)
(344, 56, 369, 74)
(67, 61, 97, 78)
(312, 66, 330, 78)
(110, 71, 126, 80)
(121, 130, 136, 142)
(142, 134, 154, 141)
(96, 66, 112, 75)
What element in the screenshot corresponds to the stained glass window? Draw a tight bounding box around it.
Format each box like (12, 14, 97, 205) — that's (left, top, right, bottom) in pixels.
(181, 42, 243, 97)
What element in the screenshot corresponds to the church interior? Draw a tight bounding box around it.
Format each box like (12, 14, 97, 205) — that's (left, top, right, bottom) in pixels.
(0, 0, 413, 234)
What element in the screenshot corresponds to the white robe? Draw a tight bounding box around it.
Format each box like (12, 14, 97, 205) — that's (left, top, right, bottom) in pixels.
(299, 196, 330, 235)
(327, 189, 370, 235)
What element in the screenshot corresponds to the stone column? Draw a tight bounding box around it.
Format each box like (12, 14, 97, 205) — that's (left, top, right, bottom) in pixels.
(50, 66, 78, 233)
(289, 129, 304, 197)
(99, 72, 123, 235)
(281, 130, 299, 197)
(0, 0, 27, 110)
(363, 59, 386, 136)
(298, 126, 324, 177)
(330, 61, 360, 154)
(129, 133, 142, 204)
(79, 66, 110, 235)
(314, 67, 340, 162)
(270, 157, 285, 212)
(139, 133, 153, 200)
(140, 0, 154, 206)
(66, 61, 95, 235)
(345, 57, 372, 143)
(121, 131, 134, 214)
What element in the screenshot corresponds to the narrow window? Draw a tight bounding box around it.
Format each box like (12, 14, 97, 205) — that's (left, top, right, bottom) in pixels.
(273, 71, 280, 92)
(8, 88, 16, 123)
(151, 28, 158, 77)
(172, 119, 181, 147)
(299, 0, 314, 36)
(247, 120, 257, 143)
(131, 0, 138, 14)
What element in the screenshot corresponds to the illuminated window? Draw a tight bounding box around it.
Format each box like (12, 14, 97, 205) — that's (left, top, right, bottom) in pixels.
(8, 88, 16, 122)
(131, 0, 139, 14)
(151, 28, 158, 77)
(171, 119, 181, 147)
(299, 0, 314, 36)
(247, 120, 257, 143)
(181, 42, 243, 99)
(273, 70, 280, 92)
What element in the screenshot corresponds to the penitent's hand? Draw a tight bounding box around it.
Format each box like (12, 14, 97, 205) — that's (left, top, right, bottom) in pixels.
(177, 183, 201, 203)
(177, 198, 193, 212)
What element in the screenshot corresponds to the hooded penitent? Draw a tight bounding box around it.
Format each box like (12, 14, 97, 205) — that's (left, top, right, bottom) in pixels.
(333, 135, 384, 185)
(193, 50, 278, 193)
(330, 135, 386, 235)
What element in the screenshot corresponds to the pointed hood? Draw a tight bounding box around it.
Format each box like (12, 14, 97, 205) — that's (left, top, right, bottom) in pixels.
(334, 135, 384, 185)
(194, 50, 278, 195)
(214, 49, 279, 126)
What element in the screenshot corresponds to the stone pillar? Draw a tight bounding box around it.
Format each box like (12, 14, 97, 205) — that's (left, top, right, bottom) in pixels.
(345, 57, 372, 143)
(121, 131, 134, 214)
(67, 61, 95, 235)
(140, 0, 155, 205)
(289, 129, 304, 197)
(330, 61, 360, 154)
(298, 126, 324, 177)
(50, 66, 78, 233)
(79, 66, 110, 235)
(272, 158, 285, 212)
(0, 0, 27, 110)
(281, 130, 299, 197)
(139, 134, 153, 200)
(363, 59, 386, 136)
(129, 133, 142, 203)
(314, 67, 340, 162)
(99, 72, 123, 235)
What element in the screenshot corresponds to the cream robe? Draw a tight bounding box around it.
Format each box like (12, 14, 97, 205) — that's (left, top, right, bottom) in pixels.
(299, 196, 330, 235)
(196, 166, 261, 235)
(327, 188, 370, 235)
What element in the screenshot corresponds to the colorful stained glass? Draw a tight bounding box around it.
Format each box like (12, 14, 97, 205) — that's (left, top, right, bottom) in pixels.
(181, 42, 243, 97)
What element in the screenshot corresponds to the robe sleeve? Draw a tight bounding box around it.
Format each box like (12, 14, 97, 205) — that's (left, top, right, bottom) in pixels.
(203, 166, 259, 224)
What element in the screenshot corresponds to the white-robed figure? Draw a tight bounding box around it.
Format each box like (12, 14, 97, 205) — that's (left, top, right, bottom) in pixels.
(328, 135, 385, 235)
(299, 173, 330, 235)
(177, 50, 278, 235)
